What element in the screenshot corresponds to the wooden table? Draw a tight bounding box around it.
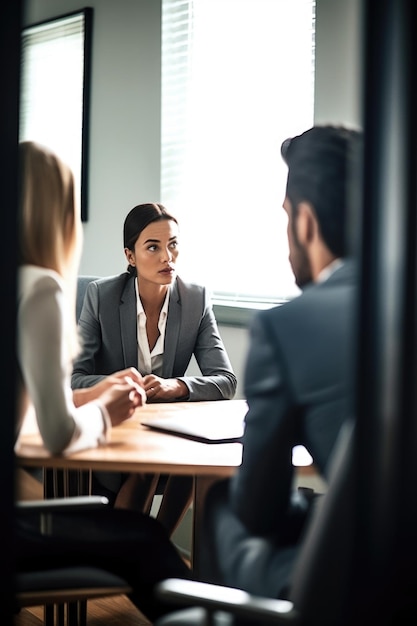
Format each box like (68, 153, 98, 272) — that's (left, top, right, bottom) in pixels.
(16, 399, 315, 574)
(16, 400, 245, 573)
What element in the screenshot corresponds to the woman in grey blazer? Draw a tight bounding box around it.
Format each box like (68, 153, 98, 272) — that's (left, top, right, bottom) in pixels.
(71, 203, 237, 534)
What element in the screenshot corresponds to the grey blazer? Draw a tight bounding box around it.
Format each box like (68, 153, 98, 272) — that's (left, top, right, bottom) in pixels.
(71, 273, 237, 400)
(201, 260, 358, 598)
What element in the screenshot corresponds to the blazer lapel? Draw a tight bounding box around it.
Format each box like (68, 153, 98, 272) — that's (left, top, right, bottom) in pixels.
(163, 281, 181, 376)
(119, 278, 139, 368)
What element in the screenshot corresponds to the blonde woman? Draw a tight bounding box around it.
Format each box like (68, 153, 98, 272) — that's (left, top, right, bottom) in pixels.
(15, 141, 191, 621)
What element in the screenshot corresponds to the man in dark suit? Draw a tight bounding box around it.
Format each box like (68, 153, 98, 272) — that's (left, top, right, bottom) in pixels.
(201, 125, 362, 599)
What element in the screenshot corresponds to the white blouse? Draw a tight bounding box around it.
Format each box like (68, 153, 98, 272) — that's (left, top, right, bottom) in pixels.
(135, 278, 170, 376)
(16, 265, 109, 455)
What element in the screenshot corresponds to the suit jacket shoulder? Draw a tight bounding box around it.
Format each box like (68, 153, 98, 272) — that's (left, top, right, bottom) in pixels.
(260, 259, 357, 328)
(173, 276, 207, 308)
(93, 272, 132, 298)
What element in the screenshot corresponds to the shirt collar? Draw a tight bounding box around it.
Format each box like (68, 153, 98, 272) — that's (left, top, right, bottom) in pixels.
(316, 258, 344, 284)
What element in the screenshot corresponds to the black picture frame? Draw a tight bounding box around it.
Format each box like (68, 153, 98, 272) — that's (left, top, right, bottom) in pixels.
(20, 8, 93, 222)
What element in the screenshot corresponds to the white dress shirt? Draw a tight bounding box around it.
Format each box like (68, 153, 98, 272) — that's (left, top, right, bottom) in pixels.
(135, 278, 170, 376)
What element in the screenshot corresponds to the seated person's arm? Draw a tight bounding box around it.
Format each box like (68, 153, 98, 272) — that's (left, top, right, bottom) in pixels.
(73, 367, 144, 406)
(174, 294, 237, 401)
(230, 313, 296, 535)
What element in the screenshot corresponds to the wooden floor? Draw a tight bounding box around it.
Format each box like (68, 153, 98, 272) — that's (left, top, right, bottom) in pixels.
(14, 594, 151, 625)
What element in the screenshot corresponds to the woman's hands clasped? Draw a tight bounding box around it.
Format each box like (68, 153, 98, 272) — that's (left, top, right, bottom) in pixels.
(142, 374, 189, 402)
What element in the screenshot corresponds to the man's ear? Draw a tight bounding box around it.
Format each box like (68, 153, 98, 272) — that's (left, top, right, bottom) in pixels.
(295, 202, 317, 246)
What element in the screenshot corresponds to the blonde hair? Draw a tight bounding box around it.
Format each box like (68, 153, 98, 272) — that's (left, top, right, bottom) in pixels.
(18, 141, 83, 357)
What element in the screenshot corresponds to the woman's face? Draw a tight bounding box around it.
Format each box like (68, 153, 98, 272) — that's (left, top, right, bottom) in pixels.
(125, 219, 179, 288)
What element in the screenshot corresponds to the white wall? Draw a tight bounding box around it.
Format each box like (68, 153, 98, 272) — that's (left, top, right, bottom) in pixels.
(23, 0, 362, 398)
(314, 0, 363, 127)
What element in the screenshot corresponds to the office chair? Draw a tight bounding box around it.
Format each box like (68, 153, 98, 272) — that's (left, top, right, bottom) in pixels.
(154, 419, 355, 626)
(76, 275, 101, 322)
(15, 496, 132, 626)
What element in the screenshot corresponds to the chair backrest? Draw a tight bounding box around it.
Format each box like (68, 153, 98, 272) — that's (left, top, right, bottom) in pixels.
(76, 275, 100, 322)
(288, 419, 355, 626)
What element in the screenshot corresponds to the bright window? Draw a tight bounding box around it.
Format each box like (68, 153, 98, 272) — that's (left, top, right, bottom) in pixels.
(161, 0, 315, 307)
(20, 9, 92, 221)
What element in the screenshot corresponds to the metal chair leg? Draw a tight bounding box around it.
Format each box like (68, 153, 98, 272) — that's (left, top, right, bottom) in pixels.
(44, 604, 54, 626)
(66, 600, 87, 626)
(57, 602, 65, 626)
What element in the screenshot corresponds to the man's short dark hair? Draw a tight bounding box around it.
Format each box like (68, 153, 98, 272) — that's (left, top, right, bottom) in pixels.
(281, 125, 362, 257)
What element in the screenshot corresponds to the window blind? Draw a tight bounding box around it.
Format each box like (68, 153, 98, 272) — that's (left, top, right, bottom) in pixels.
(161, 0, 316, 305)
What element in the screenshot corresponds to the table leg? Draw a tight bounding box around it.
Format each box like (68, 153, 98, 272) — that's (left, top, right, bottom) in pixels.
(191, 475, 221, 578)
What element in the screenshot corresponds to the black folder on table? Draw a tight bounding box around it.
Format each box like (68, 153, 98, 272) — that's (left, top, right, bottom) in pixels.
(140, 410, 245, 444)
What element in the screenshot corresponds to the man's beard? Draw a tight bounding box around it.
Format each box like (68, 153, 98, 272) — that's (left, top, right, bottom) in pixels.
(292, 240, 313, 289)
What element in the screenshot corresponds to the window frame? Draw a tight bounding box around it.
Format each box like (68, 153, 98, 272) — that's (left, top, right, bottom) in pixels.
(213, 299, 286, 328)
